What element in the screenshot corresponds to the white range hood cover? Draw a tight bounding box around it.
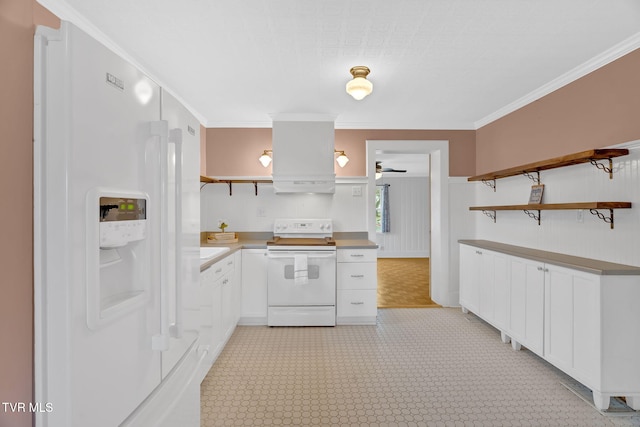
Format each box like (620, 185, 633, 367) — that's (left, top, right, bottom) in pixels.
(271, 114, 336, 194)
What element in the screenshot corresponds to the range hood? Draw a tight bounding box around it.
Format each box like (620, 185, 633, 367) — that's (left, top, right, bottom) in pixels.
(271, 115, 336, 194)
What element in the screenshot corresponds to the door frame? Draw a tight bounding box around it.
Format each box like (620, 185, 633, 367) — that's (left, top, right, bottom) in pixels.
(366, 140, 452, 306)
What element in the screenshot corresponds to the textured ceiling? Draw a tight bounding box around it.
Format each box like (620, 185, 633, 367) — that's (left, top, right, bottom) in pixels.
(39, 0, 640, 129)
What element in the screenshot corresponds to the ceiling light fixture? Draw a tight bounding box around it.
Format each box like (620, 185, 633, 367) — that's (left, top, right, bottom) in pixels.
(258, 149, 272, 167)
(259, 149, 349, 168)
(335, 150, 349, 168)
(346, 66, 373, 100)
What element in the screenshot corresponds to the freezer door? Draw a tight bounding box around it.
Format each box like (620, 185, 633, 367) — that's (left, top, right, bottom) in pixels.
(159, 89, 200, 378)
(35, 22, 164, 427)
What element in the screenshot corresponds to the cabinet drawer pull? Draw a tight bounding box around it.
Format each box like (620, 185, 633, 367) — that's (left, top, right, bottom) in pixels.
(350, 301, 364, 305)
(476, 250, 483, 255)
(215, 268, 222, 274)
(537, 266, 544, 271)
(350, 254, 364, 257)
(227, 261, 233, 266)
(350, 274, 364, 278)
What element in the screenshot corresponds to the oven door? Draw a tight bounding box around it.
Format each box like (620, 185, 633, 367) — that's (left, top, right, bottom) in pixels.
(267, 250, 336, 306)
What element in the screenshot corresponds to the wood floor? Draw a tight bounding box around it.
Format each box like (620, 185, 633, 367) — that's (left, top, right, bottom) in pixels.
(377, 258, 440, 308)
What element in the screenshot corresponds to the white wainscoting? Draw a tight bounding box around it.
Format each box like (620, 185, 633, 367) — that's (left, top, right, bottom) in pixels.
(376, 176, 430, 258)
(473, 140, 640, 267)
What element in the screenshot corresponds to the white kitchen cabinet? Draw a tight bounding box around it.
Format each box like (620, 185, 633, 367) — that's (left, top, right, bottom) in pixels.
(198, 252, 239, 382)
(337, 248, 377, 325)
(198, 259, 223, 381)
(459, 244, 481, 314)
(508, 257, 544, 356)
(240, 249, 268, 325)
(459, 241, 640, 411)
(459, 246, 510, 336)
(542, 264, 640, 411)
(220, 255, 236, 341)
(233, 250, 243, 325)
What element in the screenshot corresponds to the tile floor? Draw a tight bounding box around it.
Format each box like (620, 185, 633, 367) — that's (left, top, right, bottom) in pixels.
(201, 308, 640, 426)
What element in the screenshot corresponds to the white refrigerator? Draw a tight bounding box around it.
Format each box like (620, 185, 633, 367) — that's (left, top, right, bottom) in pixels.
(34, 21, 203, 427)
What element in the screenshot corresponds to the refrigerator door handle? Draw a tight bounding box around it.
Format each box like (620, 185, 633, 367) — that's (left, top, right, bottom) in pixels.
(150, 120, 171, 351)
(168, 128, 183, 339)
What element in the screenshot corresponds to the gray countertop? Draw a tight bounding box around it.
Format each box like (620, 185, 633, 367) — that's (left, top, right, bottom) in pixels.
(201, 238, 377, 271)
(459, 239, 640, 276)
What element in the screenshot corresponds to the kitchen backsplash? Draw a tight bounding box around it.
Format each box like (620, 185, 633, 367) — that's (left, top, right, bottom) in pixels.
(200, 181, 368, 232)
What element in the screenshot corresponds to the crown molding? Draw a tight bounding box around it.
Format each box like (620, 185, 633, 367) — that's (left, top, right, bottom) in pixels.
(475, 31, 640, 129)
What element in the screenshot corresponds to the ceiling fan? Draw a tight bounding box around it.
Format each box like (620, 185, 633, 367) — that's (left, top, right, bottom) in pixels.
(376, 161, 407, 174)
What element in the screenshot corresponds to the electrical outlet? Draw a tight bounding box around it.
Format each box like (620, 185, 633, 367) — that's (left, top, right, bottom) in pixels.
(577, 209, 584, 223)
(352, 186, 362, 197)
(256, 207, 266, 217)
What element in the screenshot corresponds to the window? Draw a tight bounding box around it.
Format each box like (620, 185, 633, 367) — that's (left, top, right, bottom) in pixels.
(376, 184, 390, 233)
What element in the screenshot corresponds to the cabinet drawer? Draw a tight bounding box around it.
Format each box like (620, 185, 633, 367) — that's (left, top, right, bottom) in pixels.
(337, 290, 378, 317)
(205, 255, 235, 281)
(338, 249, 376, 263)
(337, 263, 377, 290)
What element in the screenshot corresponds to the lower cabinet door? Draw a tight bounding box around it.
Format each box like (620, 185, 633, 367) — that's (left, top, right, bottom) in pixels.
(508, 256, 544, 356)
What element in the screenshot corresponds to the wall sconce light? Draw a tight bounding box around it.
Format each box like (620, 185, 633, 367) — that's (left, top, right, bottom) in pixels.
(335, 150, 349, 168)
(258, 150, 272, 167)
(258, 149, 349, 168)
(346, 66, 373, 100)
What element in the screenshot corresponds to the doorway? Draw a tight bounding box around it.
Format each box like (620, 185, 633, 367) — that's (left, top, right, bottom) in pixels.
(366, 140, 452, 307)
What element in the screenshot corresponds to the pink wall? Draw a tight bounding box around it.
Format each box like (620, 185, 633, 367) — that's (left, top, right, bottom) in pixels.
(200, 124, 207, 175)
(0, 2, 58, 426)
(206, 128, 476, 177)
(476, 48, 640, 174)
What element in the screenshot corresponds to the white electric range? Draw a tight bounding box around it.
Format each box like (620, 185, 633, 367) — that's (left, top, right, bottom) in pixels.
(266, 219, 336, 326)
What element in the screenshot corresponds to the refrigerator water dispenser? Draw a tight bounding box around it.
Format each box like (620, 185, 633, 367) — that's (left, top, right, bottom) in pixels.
(87, 189, 151, 329)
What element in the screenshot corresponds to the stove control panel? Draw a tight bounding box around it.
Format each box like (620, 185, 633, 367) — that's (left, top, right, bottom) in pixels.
(273, 219, 333, 236)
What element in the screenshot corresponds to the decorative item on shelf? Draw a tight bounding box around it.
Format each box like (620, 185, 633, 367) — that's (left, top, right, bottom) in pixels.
(258, 148, 349, 168)
(528, 184, 545, 204)
(346, 66, 373, 100)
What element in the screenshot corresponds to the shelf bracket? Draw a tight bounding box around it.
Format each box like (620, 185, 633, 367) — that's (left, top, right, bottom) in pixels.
(482, 210, 496, 223)
(523, 209, 541, 225)
(481, 179, 496, 192)
(589, 158, 614, 179)
(589, 208, 615, 229)
(254, 181, 258, 196)
(227, 181, 233, 196)
(522, 171, 540, 184)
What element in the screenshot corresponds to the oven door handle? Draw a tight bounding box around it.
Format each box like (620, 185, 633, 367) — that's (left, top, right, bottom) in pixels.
(267, 252, 336, 259)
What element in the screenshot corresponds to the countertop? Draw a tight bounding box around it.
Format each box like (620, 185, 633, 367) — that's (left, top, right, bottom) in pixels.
(459, 239, 640, 276)
(201, 237, 377, 271)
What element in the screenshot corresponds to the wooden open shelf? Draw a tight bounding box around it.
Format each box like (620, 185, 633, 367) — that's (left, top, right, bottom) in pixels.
(469, 202, 632, 211)
(468, 149, 628, 190)
(200, 175, 272, 195)
(470, 202, 632, 229)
